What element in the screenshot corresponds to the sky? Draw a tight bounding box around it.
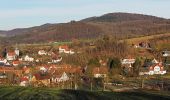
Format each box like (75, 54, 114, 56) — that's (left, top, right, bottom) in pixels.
(0, 0, 170, 30)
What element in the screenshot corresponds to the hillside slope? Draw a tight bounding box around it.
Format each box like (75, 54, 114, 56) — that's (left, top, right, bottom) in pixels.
(1, 12, 170, 44)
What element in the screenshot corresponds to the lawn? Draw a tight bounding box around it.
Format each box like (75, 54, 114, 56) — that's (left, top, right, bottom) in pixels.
(0, 86, 170, 100)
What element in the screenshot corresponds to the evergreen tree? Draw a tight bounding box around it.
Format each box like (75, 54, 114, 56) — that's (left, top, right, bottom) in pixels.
(2, 48, 7, 58)
(133, 57, 142, 76)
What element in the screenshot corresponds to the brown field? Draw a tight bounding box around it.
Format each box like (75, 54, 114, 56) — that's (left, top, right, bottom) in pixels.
(124, 33, 170, 44)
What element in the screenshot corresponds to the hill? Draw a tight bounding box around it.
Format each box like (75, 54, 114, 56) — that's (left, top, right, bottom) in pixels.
(81, 12, 166, 22)
(0, 86, 170, 100)
(1, 12, 170, 44)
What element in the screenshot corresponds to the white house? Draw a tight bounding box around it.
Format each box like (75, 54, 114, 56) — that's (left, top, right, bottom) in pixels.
(40, 66, 48, 73)
(20, 76, 29, 87)
(52, 57, 62, 63)
(52, 72, 69, 83)
(0, 58, 7, 64)
(6, 52, 16, 61)
(36, 59, 40, 63)
(59, 46, 75, 54)
(24, 55, 34, 62)
(121, 59, 135, 65)
(38, 50, 47, 55)
(162, 51, 170, 57)
(139, 63, 166, 75)
(121, 58, 135, 69)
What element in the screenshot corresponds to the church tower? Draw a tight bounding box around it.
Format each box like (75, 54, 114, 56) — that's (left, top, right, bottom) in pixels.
(15, 47, 19, 56)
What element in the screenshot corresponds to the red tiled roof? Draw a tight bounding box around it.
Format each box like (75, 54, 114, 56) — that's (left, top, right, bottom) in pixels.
(8, 52, 16, 56)
(59, 45, 69, 50)
(34, 73, 51, 80)
(13, 61, 20, 65)
(149, 63, 164, 71)
(21, 77, 29, 82)
(0, 67, 15, 70)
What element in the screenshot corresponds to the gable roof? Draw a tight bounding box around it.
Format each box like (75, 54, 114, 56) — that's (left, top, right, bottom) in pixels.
(59, 45, 69, 50)
(34, 73, 51, 80)
(152, 58, 159, 64)
(149, 63, 164, 71)
(7, 52, 16, 56)
(13, 61, 20, 65)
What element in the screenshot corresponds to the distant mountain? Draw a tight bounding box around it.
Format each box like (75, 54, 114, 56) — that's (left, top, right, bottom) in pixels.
(0, 12, 170, 44)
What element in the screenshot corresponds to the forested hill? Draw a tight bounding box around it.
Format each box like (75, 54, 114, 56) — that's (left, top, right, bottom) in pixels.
(81, 13, 166, 22)
(1, 12, 170, 44)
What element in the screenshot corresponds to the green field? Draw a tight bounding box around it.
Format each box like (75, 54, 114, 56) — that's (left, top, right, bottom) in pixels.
(0, 86, 170, 100)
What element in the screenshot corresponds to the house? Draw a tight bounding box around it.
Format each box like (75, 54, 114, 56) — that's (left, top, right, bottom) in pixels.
(12, 61, 20, 66)
(59, 46, 68, 53)
(20, 76, 29, 86)
(38, 50, 47, 55)
(121, 58, 135, 65)
(162, 51, 170, 57)
(24, 55, 34, 62)
(47, 51, 55, 56)
(39, 66, 48, 73)
(132, 43, 139, 48)
(22, 66, 31, 75)
(0, 67, 22, 77)
(99, 60, 107, 66)
(36, 59, 40, 62)
(52, 57, 62, 63)
(6, 52, 16, 61)
(138, 42, 150, 48)
(31, 72, 51, 87)
(121, 58, 135, 68)
(139, 62, 166, 75)
(92, 67, 108, 78)
(152, 58, 159, 64)
(0, 73, 7, 84)
(59, 46, 75, 54)
(0, 58, 7, 66)
(52, 71, 69, 83)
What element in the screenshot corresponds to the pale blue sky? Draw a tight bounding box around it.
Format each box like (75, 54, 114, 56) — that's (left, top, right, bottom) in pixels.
(0, 0, 170, 30)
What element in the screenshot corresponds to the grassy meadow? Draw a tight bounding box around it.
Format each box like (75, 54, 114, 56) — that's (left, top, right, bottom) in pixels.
(0, 86, 170, 100)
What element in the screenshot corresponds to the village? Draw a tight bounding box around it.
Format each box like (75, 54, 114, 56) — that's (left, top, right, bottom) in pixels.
(0, 41, 169, 91)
